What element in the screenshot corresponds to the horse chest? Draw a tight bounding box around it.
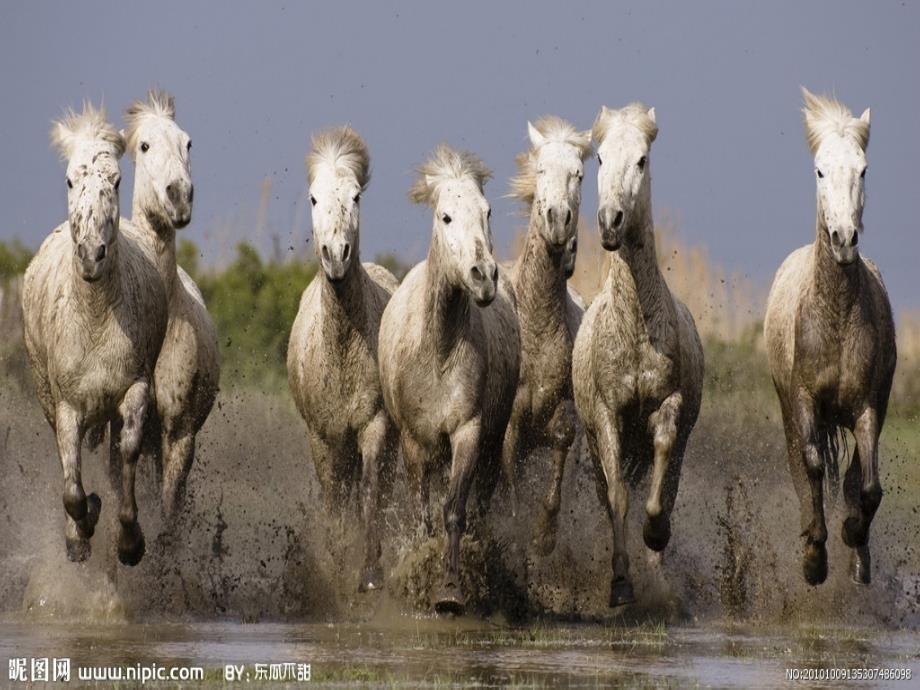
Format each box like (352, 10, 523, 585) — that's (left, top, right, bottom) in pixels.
(52, 320, 142, 418)
(596, 302, 676, 411)
(305, 339, 379, 435)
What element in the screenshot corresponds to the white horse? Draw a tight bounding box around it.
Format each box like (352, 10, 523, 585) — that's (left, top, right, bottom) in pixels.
(573, 104, 704, 606)
(378, 145, 520, 614)
(764, 89, 895, 586)
(121, 90, 220, 520)
(501, 116, 590, 555)
(287, 126, 399, 592)
(22, 104, 168, 564)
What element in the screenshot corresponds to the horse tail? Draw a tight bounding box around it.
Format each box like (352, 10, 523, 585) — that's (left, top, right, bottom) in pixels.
(819, 424, 849, 498)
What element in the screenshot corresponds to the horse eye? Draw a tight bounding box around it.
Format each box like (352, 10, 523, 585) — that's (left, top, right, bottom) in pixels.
(860, 167, 867, 179)
(114, 176, 121, 191)
(816, 169, 824, 179)
(187, 140, 192, 151)
(140, 142, 150, 153)
(596, 154, 602, 166)
(66, 177, 73, 189)
(353, 193, 360, 203)
(487, 209, 491, 220)
(442, 213, 452, 225)
(638, 156, 647, 170)
(310, 195, 317, 207)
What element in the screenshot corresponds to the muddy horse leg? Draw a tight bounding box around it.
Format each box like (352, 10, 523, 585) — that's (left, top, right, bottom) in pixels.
(116, 381, 150, 566)
(499, 397, 524, 518)
(593, 408, 633, 607)
(435, 417, 480, 615)
(842, 407, 882, 584)
(357, 410, 394, 592)
(793, 391, 828, 585)
(644, 393, 682, 552)
(161, 427, 195, 522)
(56, 403, 100, 561)
(534, 400, 576, 556)
(402, 434, 433, 539)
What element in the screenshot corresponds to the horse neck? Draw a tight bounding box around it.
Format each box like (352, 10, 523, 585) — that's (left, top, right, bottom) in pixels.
(617, 211, 669, 323)
(320, 255, 369, 346)
(513, 208, 568, 332)
(132, 198, 179, 296)
(810, 205, 860, 318)
(424, 232, 470, 362)
(70, 247, 122, 322)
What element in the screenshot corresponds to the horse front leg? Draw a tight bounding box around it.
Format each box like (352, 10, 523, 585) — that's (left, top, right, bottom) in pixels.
(56, 403, 100, 561)
(593, 407, 633, 607)
(402, 434, 433, 539)
(499, 395, 524, 518)
(842, 407, 882, 584)
(534, 399, 576, 556)
(644, 392, 682, 552)
(357, 410, 395, 593)
(116, 381, 150, 566)
(435, 417, 480, 615)
(161, 429, 195, 522)
(794, 391, 828, 585)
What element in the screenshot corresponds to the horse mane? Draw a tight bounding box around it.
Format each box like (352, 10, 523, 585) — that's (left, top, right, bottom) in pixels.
(50, 102, 125, 161)
(409, 144, 492, 207)
(306, 125, 371, 190)
(802, 87, 870, 155)
(508, 116, 592, 207)
(123, 89, 177, 156)
(592, 102, 658, 146)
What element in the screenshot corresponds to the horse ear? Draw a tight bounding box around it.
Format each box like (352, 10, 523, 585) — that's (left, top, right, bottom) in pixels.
(527, 121, 545, 148)
(49, 120, 76, 160)
(647, 107, 657, 124)
(860, 107, 871, 125)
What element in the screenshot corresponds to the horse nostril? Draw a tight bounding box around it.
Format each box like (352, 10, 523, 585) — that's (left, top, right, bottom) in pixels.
(188, 184, 194, 204)
(491, 265, 499, 282)
(831, 230, 840, 246)
(565, 209, 572, 227)
(342, 243, 351, 262)
(321, 245, 330, 262)
(95, 245, 106, 262)
(470, 266, 483, 282)
(613, 210, 624, 228)
(546, 207, 554, 224)
(850, 233, 859, 247)
(77, 244, 87, 260)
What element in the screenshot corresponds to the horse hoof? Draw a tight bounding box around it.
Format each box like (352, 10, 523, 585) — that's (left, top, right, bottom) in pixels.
(65, 537, 91, 562)
(358, 565, 384, 593)
(117, 523, 146, 566)
(609, 577, 635, 608)
(63, 483, 87, 522)
(643, 514, 671, 552)
(842, 516, 867, 548)
(802, 541, 828, 586)
(433, 580, 465, 616)
(851, 546, 871, 585)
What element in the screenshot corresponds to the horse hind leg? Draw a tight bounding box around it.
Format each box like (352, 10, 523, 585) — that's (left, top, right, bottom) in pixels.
(356, 411, 394, 593)
(842, 408, 882, 585)
(534, 400, 577, 556)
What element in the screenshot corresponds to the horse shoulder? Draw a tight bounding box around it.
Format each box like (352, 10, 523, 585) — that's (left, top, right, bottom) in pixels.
(764, 244, 812, 385)
(362, 261, 399, 296)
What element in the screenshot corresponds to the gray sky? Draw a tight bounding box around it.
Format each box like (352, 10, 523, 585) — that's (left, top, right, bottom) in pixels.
(2, 1, 917, 312)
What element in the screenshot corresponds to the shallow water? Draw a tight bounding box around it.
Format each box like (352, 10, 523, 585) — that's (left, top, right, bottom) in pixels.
(1, 616, 918, 688)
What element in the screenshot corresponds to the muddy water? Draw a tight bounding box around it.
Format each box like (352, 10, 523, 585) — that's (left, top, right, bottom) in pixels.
(1, 617, 918, 687)
(2, 379, 919, 686)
